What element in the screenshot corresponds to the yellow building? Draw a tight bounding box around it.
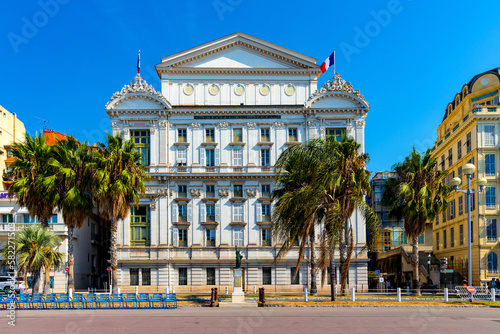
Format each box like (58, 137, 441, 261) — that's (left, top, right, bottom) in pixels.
(0, 105, 25, 191)
(431, 68, 500, 285)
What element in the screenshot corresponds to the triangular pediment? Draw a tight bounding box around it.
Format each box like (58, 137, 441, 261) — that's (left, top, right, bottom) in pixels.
(157, 32, 319, 70)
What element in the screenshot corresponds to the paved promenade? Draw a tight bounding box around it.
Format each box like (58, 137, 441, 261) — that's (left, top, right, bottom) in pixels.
(1, 306, 499, 333)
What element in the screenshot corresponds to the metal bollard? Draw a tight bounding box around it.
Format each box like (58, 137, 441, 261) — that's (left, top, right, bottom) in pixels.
(444, 288, 448, 302)
(304, 287, 308, 302)
(253, 286, 256, 294)
(397, 288, 401, 302)
(210, 288, 215, 307)
(407, 286, 410, 296)
(351, 287, 355, 302)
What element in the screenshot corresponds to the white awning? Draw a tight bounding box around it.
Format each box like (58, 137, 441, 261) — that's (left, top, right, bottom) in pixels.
(0, 207, 14, 214)
(17, 207, 29, 214)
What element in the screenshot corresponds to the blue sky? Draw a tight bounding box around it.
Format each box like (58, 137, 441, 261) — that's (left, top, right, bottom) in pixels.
(2, 0, 500, 174)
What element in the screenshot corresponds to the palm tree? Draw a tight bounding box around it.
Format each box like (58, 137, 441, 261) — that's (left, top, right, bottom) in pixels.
(8, 134, 58, 228)
(44, 136, 95, 292)
(273, 137, 380, 298)
(382, 147, 450, 295)
(93, 134, 151, 294)
(2, 225, 63, 296)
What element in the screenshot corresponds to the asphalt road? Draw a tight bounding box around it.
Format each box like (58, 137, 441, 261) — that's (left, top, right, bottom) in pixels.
(1, 306, 499, 334)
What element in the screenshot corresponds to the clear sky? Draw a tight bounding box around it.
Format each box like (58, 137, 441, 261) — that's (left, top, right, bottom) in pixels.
(2, 0, 500, 174)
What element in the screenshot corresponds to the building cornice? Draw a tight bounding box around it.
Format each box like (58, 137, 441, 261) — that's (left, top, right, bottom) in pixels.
(158, 67, 320, 76)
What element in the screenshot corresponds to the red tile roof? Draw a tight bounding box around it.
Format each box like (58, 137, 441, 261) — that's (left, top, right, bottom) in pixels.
(43, 129, 69, 146)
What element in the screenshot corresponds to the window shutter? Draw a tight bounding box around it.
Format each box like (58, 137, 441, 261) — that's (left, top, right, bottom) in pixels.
(215, 148, 220, 166)
(171, 203, 178, 223)
(200, 203, 206, 223)
(173, 228, 179, 247)
(200, 147, 206, 166)
(256, 203, 262, 222)
(215, 202, 220, 222)
(232, 149, 237, 166)
(271, 202, 275, 221)
(187, 202, 193, 222)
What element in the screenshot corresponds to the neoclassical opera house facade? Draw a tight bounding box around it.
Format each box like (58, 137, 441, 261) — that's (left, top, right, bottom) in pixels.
(105, 33, 370, 292)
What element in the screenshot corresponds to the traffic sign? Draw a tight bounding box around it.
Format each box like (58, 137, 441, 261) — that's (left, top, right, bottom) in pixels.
(65, 267, 68, 272)
(107, 267, 111, 272)
(466, 286, 476, 294)
(375, 270, 380, 275)
(379, 277, 384, 283)
(441, 269, 454, 273)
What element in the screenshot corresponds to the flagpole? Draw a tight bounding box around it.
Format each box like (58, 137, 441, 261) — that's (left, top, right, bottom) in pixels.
(333, 50, 336, 74)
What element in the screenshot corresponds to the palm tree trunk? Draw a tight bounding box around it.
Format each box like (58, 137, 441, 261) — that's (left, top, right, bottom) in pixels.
(110, 219, 118, 295)
(42, 264, 51, 295)
(412, 236, 420, 295)
(309, 232, 317, 295)
(330, 248, 337, 301)
(31, 268, 41, 296)
(39, 216, 49, 229)
(67, 226, 75, 292)
(339, 223, 347, 296)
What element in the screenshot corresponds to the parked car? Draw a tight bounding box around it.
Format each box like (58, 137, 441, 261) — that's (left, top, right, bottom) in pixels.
(0, 276, 25, 293)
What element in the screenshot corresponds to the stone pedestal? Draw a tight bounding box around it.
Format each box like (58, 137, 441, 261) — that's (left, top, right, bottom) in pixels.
(231, 269, 245, 303)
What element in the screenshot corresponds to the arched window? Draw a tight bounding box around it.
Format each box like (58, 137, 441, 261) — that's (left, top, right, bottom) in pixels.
(487, 252, 498, 274)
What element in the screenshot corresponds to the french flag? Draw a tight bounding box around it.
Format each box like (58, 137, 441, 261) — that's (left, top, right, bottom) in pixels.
(137, 50, 141, 74)
(320, 50, 335, 74)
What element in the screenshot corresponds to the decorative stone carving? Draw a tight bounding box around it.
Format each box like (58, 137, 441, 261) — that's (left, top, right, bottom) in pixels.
(156, 189, 168, 197)
(274, 122, 284, 129)
(307, 120, 316, 127)
(346, 124, 353, 133)
(307, 72, 369, 106)
(106, 73, 170, 109)
(190, 189, 202, 198)
(150, 127, 156, 134)
(355, 120, 365, 127)
(190, 122, 201, 129)
(246, 189, 257, 197)
(150, 202, 157, 210)
(158, 121, 168, 129)
(246, 122, 256, 129)
(111, 121, 121, 129)
(218, 189, 229, 197)
(219, 122, 229, 129)
(145, 188, 155, 195)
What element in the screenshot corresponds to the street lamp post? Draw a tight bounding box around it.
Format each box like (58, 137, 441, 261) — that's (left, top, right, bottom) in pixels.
(450, 163, 487, 286)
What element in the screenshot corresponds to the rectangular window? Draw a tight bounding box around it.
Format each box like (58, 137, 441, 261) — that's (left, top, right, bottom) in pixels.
(485, 154, 495, 176)
(261, 185, 271, 198)
(261, 149, 270, 166)
(458, 196, 463, 216)
(233, 204, 243, 222)
(260, 128, 270, 142)
(233, 228, 244, 246)
(466, 132, 471, 153)
(142, 269, 151, 286)
(178, 185, 187, 198)
(130, 269, 139, 286)
(443, 230, 447, 249)
(435, 215, 439, 225)
(441, 155, 445, 171)
(206, 149, 215, 166)
(451, 227, 455, 247)
(487, 219, 497, 241)
(485, 125, 495, 146)
(177, 129, 187, 142)
(205, 128, 215, 142)
(262, 228, 271, 246)
(233, 128, 243, 142)
(471, 222, 474, 243)
(418, 234, 425, 244)
(178, 229, 188, 247)
(130, 206, 150, 246)
(450, 199, 455, 219)
(206, 204, 215, 222)
(206, 268, 216, 285)
(178, 204, 187, 222)
(179, 268, 188, 285)
(457, 140, 462, 160)
(262, 204, 271, 222)
(486, 186, 496, 208)
(460, 224, 464, 245)
(23, 214, 35, 224)
(326, 128, 345, 142)
(51, 215, 58, 223)
(233, 185, 243, 197)
(206, 185, 215, 198)
(448, 148, 453, 167)
(442, 210, 446, 223)
(130, 130, 150, 166)
(290, 267, 300, 285)
(206, 229, 215, 247)
(458, 166, 462, 182)
(177, 147, 187, 166)
(232, 148, 243, 166)
(436, 232, 440, 250)
(288, 128, 298, 142)
(262, 267, 272, 285)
